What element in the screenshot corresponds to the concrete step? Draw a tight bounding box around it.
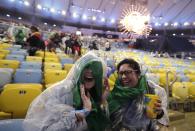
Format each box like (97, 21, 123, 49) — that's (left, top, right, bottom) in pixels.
(168, 110, 185, 122)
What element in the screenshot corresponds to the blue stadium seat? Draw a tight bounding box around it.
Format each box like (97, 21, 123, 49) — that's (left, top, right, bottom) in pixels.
(6, 48, 20, 51)
(14, 69, 42, 83)
(11, 50, 28, 56)
(20, 61, 42, 70)
(106, 59, 115, 68)
(0, 68, 14, 88)
(6, 55, 25, 62)
(12, 45, 22, 49)
(0, 119, 24, 131)
(60, 58, 74, 65)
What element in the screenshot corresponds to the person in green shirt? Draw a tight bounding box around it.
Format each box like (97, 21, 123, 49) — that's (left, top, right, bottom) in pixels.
(15, 29, 25, 47)
(107, 58, 169, 131)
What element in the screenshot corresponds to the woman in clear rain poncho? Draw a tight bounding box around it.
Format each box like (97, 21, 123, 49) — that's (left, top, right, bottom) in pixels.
(107, 58, 169, 131)
(23, 52, 110, 131)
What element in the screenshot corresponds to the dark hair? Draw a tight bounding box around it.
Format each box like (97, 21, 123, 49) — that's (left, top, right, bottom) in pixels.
(30, 26, 39, 32)
(117, 58, 141, 75)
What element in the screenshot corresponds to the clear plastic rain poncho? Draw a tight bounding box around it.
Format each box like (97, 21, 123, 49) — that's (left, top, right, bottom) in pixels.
(23, 51, 109, 131)
(107, 76, 169, 131)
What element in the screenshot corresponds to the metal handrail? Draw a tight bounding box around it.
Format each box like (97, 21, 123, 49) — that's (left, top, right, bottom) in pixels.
(166, 70, 177, 109)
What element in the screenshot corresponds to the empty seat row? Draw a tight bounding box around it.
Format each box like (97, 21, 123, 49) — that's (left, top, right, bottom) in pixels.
(0, 68, 14, 88)
(0, 67, 71, 89)
(0, 84, 42, 119)
(172, 82, 195, 100)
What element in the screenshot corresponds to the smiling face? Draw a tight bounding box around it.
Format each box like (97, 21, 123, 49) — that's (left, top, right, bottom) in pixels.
(118, 64, 139, 88)
(82, 69, 95, 90)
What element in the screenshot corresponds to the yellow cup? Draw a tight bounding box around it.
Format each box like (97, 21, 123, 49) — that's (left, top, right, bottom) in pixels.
(144, 94, 160, 119)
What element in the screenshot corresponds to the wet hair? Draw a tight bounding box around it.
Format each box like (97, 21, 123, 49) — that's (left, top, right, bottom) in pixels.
(117, 58, 141, 75)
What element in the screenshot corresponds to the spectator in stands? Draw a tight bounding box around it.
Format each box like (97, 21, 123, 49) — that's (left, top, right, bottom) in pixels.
(51, 32, 61, 50)
(105, 40, 111, 51)
(89, 40, 99, 50)
(27, 26, 45, 56)
(1, 31, 13, 43)
(24, 52, 110, 131)
(107, 58, 169, 131)
(73, 35, 82, 56)
(65, 34, 77, 54)
(14, 29, 25, 47)
(163, 52, 170, 58)
(60, 33, 67, 51)
(64, 35, 71, 54)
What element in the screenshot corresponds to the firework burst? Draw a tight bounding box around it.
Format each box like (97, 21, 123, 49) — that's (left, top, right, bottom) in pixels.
(119, 4, 152, 37)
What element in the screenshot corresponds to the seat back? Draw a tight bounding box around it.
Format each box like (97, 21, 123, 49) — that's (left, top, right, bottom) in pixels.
(0, 54, 6, 59)
(11, 50, 28, 56)
(186, 74, 195, 82)
(0, 84, 42, 118)
(44, 62, 62, 70)
(60, 58, 74, 65)
(0, 60, 20, 70)
(172, 82, 189, 100)
(6, 55, 25, 62)
(109, 72, 118, 83)
(0, 119, 24, 131)
(20, 61, 42, 70)
(26, 56, 42, 62)
(183, 82, 195, 99)
(44, 57, 59, 63)
(0, 68, 14, 88)
(0, 49, 10, 56)
(44, 69, 67, 84)
(14, 69, 42, 83)
(64, 64, 74, 73)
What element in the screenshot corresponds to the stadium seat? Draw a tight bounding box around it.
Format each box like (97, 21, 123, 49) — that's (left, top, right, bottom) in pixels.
(183, 82, 195, 99)
(6, 55, 25, 62)
(106, 59, 115, 68)
(0, 44, 12, 49)
(12, 44, 22, 49)
(26, 56, 42, 62)
(186, 74, 195, 82)
(0, 54, 6, 59)
(44, 57, 59, 63)
(57, 53, 70, 58)
(108, 79, 115, 91)
(60, 58, 74, 65)
(44, 62, 62, 70)
(109, 72, 118, 82)
(0, 68, 14, 88)
(45, 53, 58, 58)
(106, 66, 112, 77)
(20, 61, 42, 70)
(0, 84, 42, 118)
(158, 73, 175, 88)
(6, 48, 20, 52)
(0, 119, 24, 131)
(35, 51, 44, 57)
(44, 69, 67, 85)
(177, 74, 189, 82)
(0, 60, 20, 70)
(64, 64, 74, 73)
(11, 50, 28, 56)
(172, 82, 189, 100)
(14, 69, 42, 83)
(0, 49, 10, 55)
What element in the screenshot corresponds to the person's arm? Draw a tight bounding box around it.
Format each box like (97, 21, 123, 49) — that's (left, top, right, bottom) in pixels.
(148, 80, 169, 126)
(101, 78, 110, 104)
